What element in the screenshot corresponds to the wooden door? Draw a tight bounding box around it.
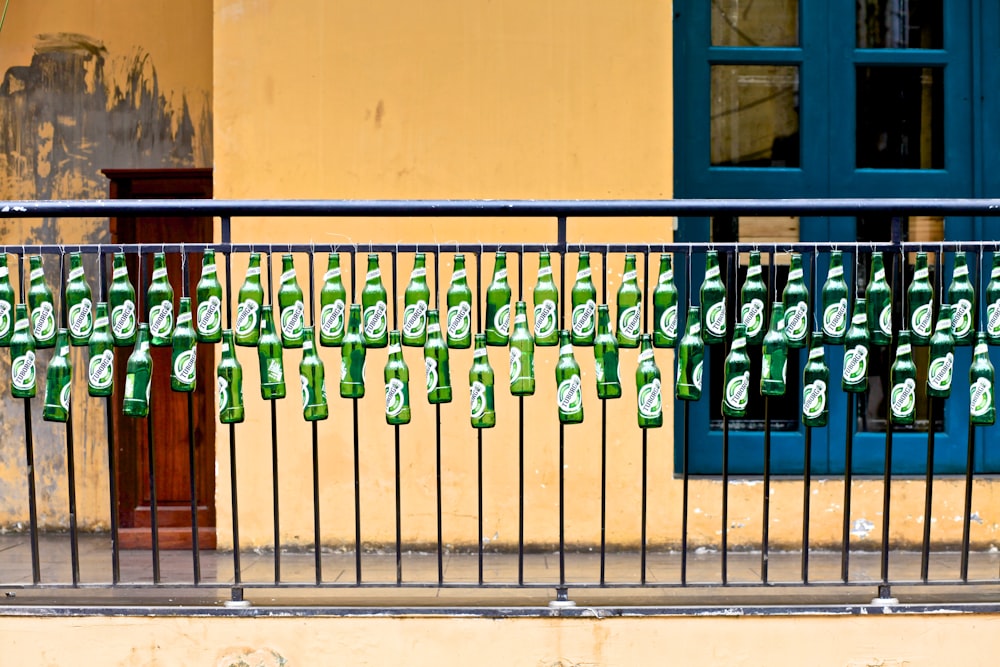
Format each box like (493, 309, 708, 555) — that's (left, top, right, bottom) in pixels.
(104, 168, 216, 549)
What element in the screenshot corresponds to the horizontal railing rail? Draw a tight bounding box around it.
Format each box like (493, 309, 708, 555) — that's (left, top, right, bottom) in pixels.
(1, 198, 1000, 609)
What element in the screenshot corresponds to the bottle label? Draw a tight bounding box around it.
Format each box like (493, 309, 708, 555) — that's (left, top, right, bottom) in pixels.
(993, 267, 1000, 280)
(111, 300, 137, 339)
(385, 378, 406, 416)
(571, 300, 597, 337)
(95, 316, 109, 329)
(784, 301, 808, 341)
(789, 268, 804, 281)
(705, 266, 720, 280)
(452, 269, 467, 282)
(952, 298, 973, 338)
(150, 300, 174, 338)
(747, 265, 762, 278)
(177, 311, 192, 325)
(201, 263, 216, 276)
(281, 269, 296, 284)
(658, 270, 673, 284)
(320, 299, 346, 339)
(58, 381, 71, 411)
(741, 298, 765, 338)
(113, 267, 129, 280)
(693, 360, 704, 391)
(0, 300, 10, 337)
(705, 301, 726, 338)
(842, 345, 869, 385)
(411, 267, 426, 279)
(971, 377, 993, 417)
(235, 299, 261, 337)
(246, 267, 261, 277)
(576, 268, 591, 281)
(88, 349, 115, 390)
(897, 343, 911, 356)
(534, 299, 557, 338)
(514, 312, 527, 325)
(808, 346, 824, 360)
(890, 378, 917, 418)
(509, 347, 524, 384)
(724, 371, 750, 411)
(425, 357, 439, 393)
(988, 301, 1000, 337)
(363, 301, 388, 339)
(402, 300, 428, 338)
(0, 267, 8, 279)
(302, 339, 313, 350)
(976, 343, 990, 356)
(427, 323, 441, 334)
(873, 269, 886, 283)
(281, 300, 305, 339)
(197, 295, 222, 336)
(638, 378, 662, 419)
(955, 264, 969, 278)
(928, 352, 954, 392)
(11, 351, 36, 390)
(538, 266, 553, 278)
(560, 344, 573, 355)
(557, 374, 583, 414)
(323, 268, 341, 281)
(173, 348, 197, 385)
(367, 269, 381, 282)
(659, 304, 678, 340)
(68, 298, 93, 338)
(267, 358, 284, 383)
(388, 343, 402, 354)
(823, 298, 848, 338)
(473, 347, 488, 359)
(879, 303, 892, 336)
(911, 302, 933, 338)
(689, 321, 701, 336)
(623, 270, 637, 283)
(828, 266, 843, 278)
(494, 269, 508, 282)
(448, 301, 471, 340)
(731, 336, 746, 350)
(30, 268, 44, 281)
(618, 305, 641, 341)
(152, 268, 168, 281)
(638, 348, 654, 362)
(493, 303, 511, 337)
(802, 380, 827, 419)
(218, 376, 230, 411)
(69, 267, 85, 281)
(31, 302, 55, 341)
(914, 267, 929, 281)
(470, 381, 489, 418)
(852, 312, 867, 326)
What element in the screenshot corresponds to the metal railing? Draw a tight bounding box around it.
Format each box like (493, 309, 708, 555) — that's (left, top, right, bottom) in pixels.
(2, 198, 1000, 609)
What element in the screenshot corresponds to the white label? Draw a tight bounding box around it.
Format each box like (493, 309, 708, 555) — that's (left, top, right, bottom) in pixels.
(324, 268, 341, 281)
(802, 380, 827, 419)
(576, 268, 591, 281)
(152, 268, 167, 281)
(427, 323, 441, 334)
(534, 300, 557, 338)
(113, 267, 128, 280)
(637, 379, 662, 419)
(955, 264, 969, 278)
(281, 269, 296, 283)
(724, 371, 750, 411)
(246, 267, 261, 277)
(914, 267, 929, 281)
(928, 352, 954, 392)
(658, 270, 673, 284)
(618, 305, 641, 341)
(69, 267, 85, 281)
(571, 300, 597, 337)
(30, 268, 44, 281)
(789, 268, 803, 281)
(410, 267, 426, 279)
(897, 344, 911, 356)
(828, 266, 843, 278)
(557, 375, 583, 413)
(201, 263, 216, 276)
(705, 266, 720, 280)
(560, 344, 573, 355)
(538, 266, 553, 277)
(623, 270, 637, 282)
(890, 378, 917, 418)
(473, 347, 488, 359)
(971, 377, 993, 417)
(494, 269, 507, 282)
(747, 265, 762, 278)
(451, 269, 467, 281)
(367, 268, 381, 282)
(842, 345, 868, 385)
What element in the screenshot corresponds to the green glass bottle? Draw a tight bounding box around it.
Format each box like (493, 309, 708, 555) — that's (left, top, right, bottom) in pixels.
(801, 331, 829, 428)
(446, 254, 473, 349)
(108, 252, 138, 347)
(700, 250, 727, 345)
(485, 251, 512, 346)
(782, 253, 809, 349)
(0, 254, 15, 346)
(570, 252, 598, 346)
(87, 302, 115, 397)
(65, 252, 94, 346)
(555, 329, 584, 424)
(509, 300, 535, 396)
(424, 308, 452, 404)
(299, 326, 328, 422)
(866, 252, 893, 346)
(761, 302, 787, 397)
(146, 252, 174, 347)
(277, 253, 305, 348)
(533, 251, 559, 346)
(594, 303, 622, 400)
(889, 330, 917, 426)
(616, 253, 642, 348)
(722, 323, 751, 418)
(986, 254, 1000, 345)
(469, 333, 496, 428)
(170, 297, 198, 393)
(401, 253, 430, 347)
(123, 323, 153, 418)
(675, 305, 704, 401)
(341, 303, 367, 399)
(319, 252, 347, 347)
(971, 332, 996, 425)
(10, 304, 36, 398)
(842, 297, 870, 393)
(216, 329, 245, 424)
(652, 253, 679, 348)
(740, 250, 767, 346)
(258, 304, 286, 400)
(234, 252, 263, 347)
(926, 304, 955, 399)
(907, 252, 934, 346)
(821, 250, 850, 345)
(27, 255, 56, 349)
(195, 249, 223, 344)
(948, 251, 976, 347)
(361, 253, 389, 348)
(42, 329, 73, 423)
(384, 330, 411, 425)
(636, 334, 663, 428)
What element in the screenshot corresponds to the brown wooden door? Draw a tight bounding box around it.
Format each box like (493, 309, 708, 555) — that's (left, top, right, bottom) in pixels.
(103, 168, 216, 549)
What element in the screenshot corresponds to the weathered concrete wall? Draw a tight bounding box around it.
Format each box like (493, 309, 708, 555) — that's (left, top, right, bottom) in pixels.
(0, 1, 212, 529)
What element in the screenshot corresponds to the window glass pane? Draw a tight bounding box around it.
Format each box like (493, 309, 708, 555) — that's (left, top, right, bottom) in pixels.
(711, 65, 800, 167)
(857, 0, 943, 49)
(712, 0, 799, 47)
(855, 216, 946, 433)
(856, 66, 943, 169)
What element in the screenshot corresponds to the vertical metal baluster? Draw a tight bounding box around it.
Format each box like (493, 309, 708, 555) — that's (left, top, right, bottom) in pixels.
(558, 221, 567, 590)
(347, 248, 362, 585)
(879, 243, 899, 590)
(841, 248, 857, 583)
(308, 248, 323, 584)
(680, 246, 692, 586)
(516, 243, 525, 587)
(392, 246, 402, 586)
(100, 248, 121, 584)
(920, 245, 940, 582)
(476, 245, 484, 585)
(720, 245, 730, 586)
(267, 249, 280, 584)
(434, 247, 443, 585)
(57, 250, 81, 585)
(181, 248, 201, 584)
(599, 246, 608, 585)
(801, 245, 819, 583)
(960, 243, 983, 580)
(136, 249, 161, 583)
(20, 250, 40, 584)
(222, 234, 241, 589)
(761, 248, 771, 584)
(640, 245, 650, 585)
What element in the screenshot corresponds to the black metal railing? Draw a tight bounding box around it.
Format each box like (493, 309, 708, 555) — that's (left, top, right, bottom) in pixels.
(2, 198, 1000, 608)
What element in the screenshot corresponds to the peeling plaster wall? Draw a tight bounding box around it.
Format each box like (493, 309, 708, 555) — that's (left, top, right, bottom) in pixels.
(0, 2, 212, 529)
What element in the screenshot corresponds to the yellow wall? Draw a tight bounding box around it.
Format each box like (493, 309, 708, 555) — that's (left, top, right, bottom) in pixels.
(5, 612, 1000, 666)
